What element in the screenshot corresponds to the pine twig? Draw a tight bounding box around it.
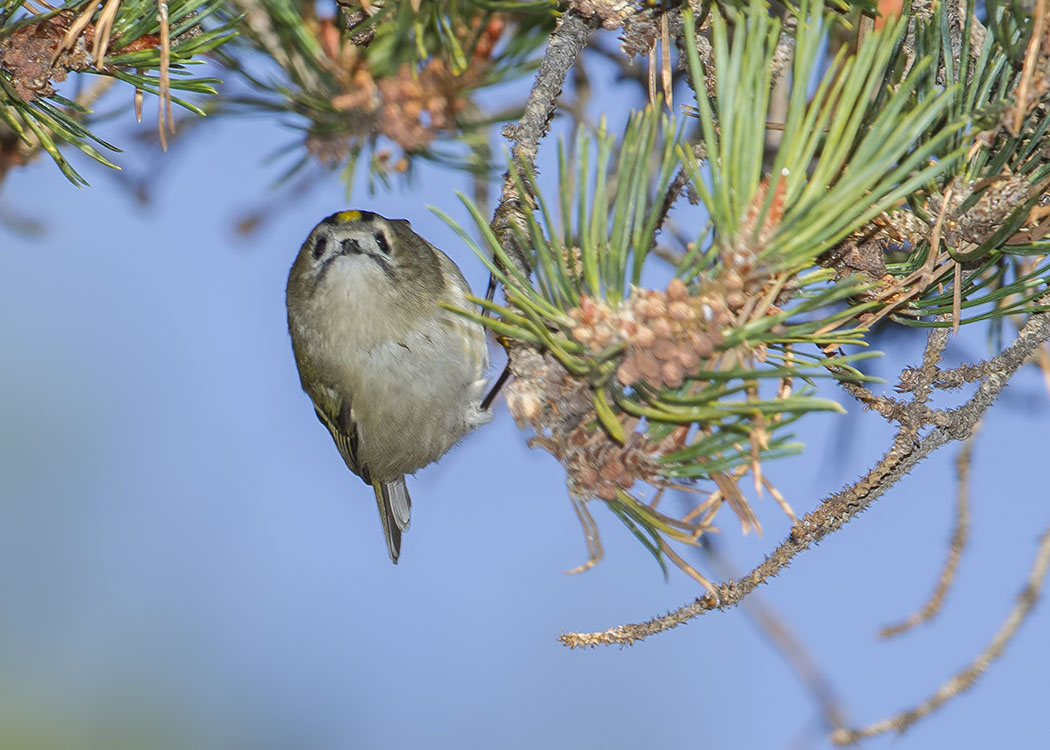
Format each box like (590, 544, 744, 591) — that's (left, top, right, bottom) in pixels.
(491, 10, 600, 278)
(878, 427, 977, 639)
(559, 299, 1050, 648)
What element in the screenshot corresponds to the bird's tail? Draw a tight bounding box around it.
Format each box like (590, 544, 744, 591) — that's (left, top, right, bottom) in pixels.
(373, 477, 412, 564)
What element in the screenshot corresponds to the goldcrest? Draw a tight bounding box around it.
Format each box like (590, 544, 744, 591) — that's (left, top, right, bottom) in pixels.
(286, 210, 491, 563)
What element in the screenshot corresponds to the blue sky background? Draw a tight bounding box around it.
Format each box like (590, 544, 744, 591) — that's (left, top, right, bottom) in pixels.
(1, 43, 1049, 750)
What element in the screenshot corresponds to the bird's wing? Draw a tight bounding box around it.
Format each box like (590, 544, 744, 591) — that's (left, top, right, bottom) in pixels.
(374, 478, 412, 564)
(310, 389, 370, 483)
(311, 387, 412, 563)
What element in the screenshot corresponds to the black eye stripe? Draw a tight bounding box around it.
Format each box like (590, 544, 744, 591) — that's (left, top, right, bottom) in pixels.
(312, 235, 328, 260)
(374, 232, 391, 254)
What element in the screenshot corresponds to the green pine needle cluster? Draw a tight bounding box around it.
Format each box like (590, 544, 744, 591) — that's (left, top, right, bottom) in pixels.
(0, 0, 235, 184)
(212, 0, 554, 190)
(436, 0, 1050, 577)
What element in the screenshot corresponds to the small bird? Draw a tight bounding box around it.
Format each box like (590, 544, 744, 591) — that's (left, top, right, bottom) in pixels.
(286, 210, 491, 563)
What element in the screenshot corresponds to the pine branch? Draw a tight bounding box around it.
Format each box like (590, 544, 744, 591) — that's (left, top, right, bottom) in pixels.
(0, 0, 235, 183)
(559, 295, 1050, 647)
(491, 8, 600, 278)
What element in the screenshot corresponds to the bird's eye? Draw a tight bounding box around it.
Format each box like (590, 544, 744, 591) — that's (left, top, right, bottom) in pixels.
(374, 232, 391, 255)
(312, 235, 328, 260)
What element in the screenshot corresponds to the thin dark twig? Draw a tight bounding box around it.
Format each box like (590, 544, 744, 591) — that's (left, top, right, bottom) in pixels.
(654, 168, 691, 239)
(879, 427, 976, 639)
(481, 363, 511, 411)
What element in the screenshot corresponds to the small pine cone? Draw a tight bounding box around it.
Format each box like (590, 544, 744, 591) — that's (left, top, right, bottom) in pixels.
(597, 483, 618, 500)
(646, 293, 667, 318)
(652, 338, 677, 361)
(576, 464, 599, 490)
(617, 357, 640, 385)
(572, 326, 593, 344)
(651, 316, 672, 339)
(667, 278, 689, 301)
(677, 345, 701, 371)
(709, 328, 725, 346)
(592, 326, 612, 348)
(635, 350, 661, 380)
(569, 427, 590, 447)
(668, 300, 692, 321)
(661, 360, 684, 388)
(689, 331, 714, 357)
(725, 270, 744, 291)
(634, 325, 655, 347)
(726, 290, 746, 310)
(601, 459, 624, 481)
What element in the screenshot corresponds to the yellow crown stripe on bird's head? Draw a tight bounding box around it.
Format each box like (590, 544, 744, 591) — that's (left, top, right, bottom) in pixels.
(331, 206, 382, 221)
(324, 210, 377, 225)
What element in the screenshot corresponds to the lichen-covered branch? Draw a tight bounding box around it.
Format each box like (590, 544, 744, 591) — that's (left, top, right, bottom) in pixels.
(878, 430, 975, 639)
(491, 10, 600, 277)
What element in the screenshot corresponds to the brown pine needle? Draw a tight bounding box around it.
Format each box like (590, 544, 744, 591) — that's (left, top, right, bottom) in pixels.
(1011, 0, 1048, 136)
(565, 495, 603, 575)
(660, 13, 672, 111)
(157, 0, 174, 150)
(679, 488, 722, 525)
(762, 475, 795, 522)
(713, 469, 761, 536)
(91, 0, 122, 69)
(659, 537, 720, 601)
(52, 1, 97, 65)
(134, 79, 143, 123)
(21, 0, 54, 14)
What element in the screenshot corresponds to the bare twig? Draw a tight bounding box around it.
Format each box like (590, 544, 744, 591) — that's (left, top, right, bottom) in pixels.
(879, 428, 976, 639)
(559, 301, 1050, 648)
(832, 522, 1050, 746)
(492, 10, 601, 278)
